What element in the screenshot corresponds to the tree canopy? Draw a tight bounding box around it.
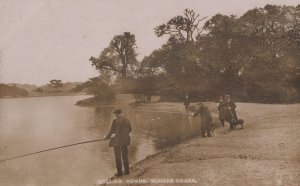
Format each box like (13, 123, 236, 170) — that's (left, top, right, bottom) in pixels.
(89, 32, 138, 80)
(89, 5, 300, 103)
(155, 9, 207, 43)
(49, 79, 63, 90)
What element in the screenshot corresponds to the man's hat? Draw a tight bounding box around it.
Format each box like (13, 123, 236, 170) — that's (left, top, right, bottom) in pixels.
(113, 108, 122, 114)
(225, 95, 230, 98)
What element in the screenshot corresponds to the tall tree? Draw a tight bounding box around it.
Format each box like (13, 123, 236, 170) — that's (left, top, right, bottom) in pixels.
(155, 9, 207, 43)
(151, 9, 209, 98)
(89, 32, 138, 78)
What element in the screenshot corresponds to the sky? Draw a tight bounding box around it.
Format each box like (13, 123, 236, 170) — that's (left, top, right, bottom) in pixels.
(0, 0, 299, 85)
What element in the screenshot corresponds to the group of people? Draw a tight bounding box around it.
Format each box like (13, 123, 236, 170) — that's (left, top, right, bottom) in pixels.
(217, 95, 238, 130)
(190, 95, 240, 137)
(103, 95, 240, 177)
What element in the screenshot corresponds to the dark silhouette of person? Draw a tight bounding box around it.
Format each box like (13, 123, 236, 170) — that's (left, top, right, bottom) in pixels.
(104, 108, 132, 177)
(183, 94, 190, 112)
(218, 96, 227, 127)
(193, 103, 213, 137)
(224, 95, 238, 130)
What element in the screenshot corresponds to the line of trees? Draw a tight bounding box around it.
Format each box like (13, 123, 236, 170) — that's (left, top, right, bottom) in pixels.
(87, 5, 300, 103)
(0, 84, 28, 97)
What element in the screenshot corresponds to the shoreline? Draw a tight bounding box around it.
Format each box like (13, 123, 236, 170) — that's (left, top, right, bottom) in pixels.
(75, 94, 300, 108)
(100, 102, 300, 186)
(0, 93, 89, 99)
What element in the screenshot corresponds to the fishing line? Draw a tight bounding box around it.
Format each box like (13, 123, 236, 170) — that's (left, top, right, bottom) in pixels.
(0, 139, 104, 163)
(0, 114, 186, 163)
(0, 107, 214, 163)
(128, 108, 192, 115)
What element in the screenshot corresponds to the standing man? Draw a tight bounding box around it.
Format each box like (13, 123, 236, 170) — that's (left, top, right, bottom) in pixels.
(218, 96, 227, 127)
(104, 108, 132, 177)
(183, 93, 190, 112)
(193, 103, 213, 137)
(225, 95, 238, 130)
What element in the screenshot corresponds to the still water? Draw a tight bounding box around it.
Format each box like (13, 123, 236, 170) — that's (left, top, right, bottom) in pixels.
(0, 96, 201, 185)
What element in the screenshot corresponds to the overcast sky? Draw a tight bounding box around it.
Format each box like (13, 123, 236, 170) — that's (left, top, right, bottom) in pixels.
(0, 0, 299, 85)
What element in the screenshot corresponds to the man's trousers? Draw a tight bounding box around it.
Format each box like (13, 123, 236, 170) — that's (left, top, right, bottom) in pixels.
(113, 145, 129, 175)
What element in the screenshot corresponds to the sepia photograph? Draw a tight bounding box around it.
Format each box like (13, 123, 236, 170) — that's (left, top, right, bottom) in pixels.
(0, 0, 299, 185)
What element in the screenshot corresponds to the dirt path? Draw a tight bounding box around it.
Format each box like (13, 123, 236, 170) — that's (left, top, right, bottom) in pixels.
(101, 103, 300, 186)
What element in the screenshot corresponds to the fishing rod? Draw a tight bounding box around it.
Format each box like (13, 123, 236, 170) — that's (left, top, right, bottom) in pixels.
(0, 139, 105, 163)
(130, 109, 191, 115)
(0, 110, 203, 163)
(148, 113, 190, 123)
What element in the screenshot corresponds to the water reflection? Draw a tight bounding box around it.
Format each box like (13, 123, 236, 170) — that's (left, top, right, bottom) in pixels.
(0, 96, 202, 185)
(90, 107, 201, 154)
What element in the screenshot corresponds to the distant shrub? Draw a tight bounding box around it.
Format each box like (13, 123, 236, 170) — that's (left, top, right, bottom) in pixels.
(33, 87, 44, 92)
(94, 85, 115, 103)
(87, 81, 115, 103)
(0, 84, 28, 97)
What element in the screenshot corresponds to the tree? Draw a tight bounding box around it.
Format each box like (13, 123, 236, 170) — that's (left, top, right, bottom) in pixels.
(239, 5, 298, 57)
(199, 14, 252, 94)
(198, 5, 300, 102)
(238, 5, 300, 102)
(89, 32, 138, 79)
(152, 9, 212, 99)
(49, 79, 63, 91)
(155, 9, 207, 43)
(128, 65, 160, 102)
(140, 41, 214, 101)
(84, 77, 115, 103)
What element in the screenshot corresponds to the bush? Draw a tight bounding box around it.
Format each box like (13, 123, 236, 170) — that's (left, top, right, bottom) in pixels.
(91, 82, 115, 103)
(0, 84, 28, 97)
(33, 87, 44, 92)
(245, 81, 298, 103)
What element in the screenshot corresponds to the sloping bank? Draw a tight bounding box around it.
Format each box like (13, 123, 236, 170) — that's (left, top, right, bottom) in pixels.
(100, 103, 300, 186)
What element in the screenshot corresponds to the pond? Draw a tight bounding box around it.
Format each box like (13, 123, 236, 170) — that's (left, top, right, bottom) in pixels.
(0, 95, 201, 185)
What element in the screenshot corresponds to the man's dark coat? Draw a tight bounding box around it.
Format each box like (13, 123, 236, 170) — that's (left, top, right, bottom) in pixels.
(105, 116, 132, 147)
(193, 105, 213, 136)
(218, 101, 227, 121)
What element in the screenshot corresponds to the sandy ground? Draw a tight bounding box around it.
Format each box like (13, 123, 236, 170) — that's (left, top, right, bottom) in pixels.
(100, 102, 300, 186)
